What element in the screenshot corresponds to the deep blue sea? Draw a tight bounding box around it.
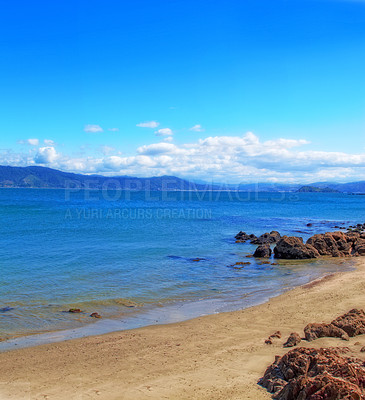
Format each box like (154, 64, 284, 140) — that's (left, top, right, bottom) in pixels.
(1, 189, 364, 343)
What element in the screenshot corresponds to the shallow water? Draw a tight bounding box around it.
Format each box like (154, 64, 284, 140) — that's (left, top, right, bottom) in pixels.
(0, 189, 364, 342)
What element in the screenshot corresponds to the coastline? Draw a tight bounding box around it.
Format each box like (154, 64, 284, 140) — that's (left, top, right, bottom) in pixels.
(0, 257, 352, 351)
(1, 259, 365, 399)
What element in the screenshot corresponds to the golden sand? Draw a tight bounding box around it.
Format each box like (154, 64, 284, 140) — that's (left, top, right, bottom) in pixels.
(1, 260, 365, 400)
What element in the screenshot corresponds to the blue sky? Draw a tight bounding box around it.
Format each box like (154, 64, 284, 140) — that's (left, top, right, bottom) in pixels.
(1, 0, 365, 182)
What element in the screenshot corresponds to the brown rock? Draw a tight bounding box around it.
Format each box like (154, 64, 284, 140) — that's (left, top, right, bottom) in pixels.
(304, 323, 349, 341)
(283, 332, 301, 348)
(273, 236, 320, 259)
(265, 331, 282, 344)
(306, 232, 351, 257)
(331, 309, 365, 337)
(354, 238, 365, 256)
(253, 244, 272, 258)
(251, 231, 281, 245)
(68, 308, 82, 313)
(258, 347, 365, 399)
(361, 346, 365, 353)
(235, 231, 257, 242)
(90, 312, 102, 318)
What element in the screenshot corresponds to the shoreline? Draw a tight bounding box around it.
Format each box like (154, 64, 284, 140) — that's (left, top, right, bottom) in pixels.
(0, 258, 353, 352)
(1, 259, 365, 399)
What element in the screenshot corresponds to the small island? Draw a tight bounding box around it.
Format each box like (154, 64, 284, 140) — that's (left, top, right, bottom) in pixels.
(297, 186, 340, 193)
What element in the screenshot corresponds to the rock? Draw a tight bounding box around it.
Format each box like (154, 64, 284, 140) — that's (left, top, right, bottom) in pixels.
(254, 245, 272, 258)
(306, 223, 313, 227)
(265, 331, 282, 344)
(235, 261, 251, 265)
(235, 232, 257, 242)
(68, 308, 82, 313)
(273, 236, 320, 259)
(283, 332, 301, 347)
(354, 238, 365, 256)
(307, 232, 350, 257)
(361, 346, 365, 352)
(331, 309, 365, 337)
(304, 323, 349, 341)
(90, 312, 102, 318)
(251, 231, 281, 245)
(258, 347, 365, 399)
(0, 307, 14, 313)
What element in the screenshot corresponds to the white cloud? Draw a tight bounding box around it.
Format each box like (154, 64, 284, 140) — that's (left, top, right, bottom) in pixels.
(18, 138, 39, 146)
(100, 145, 116, 155)
(108, 128, 119, 132)
(4, 131, 365, 183)
(155, 128, 173, 137)
(34, 147, 59, 164)
(189, 124, 204, 132)
(84, 124, 103, 133)
(44, 139, 55, 146)
(137, 142, 177, 155)
(136, 121, 160, 128)
(163, 136, 173, 142)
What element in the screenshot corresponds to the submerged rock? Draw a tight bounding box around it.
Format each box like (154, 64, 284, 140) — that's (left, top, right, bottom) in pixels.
(273, 236, 320, 259)
(0, 306, 14, 313)
(90, 312, 102, 318)
(259, 347, 365, 399)
(68, 308, 82, 313)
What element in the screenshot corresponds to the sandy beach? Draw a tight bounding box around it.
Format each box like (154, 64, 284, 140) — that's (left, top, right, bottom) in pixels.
(1, 259, 365, 400)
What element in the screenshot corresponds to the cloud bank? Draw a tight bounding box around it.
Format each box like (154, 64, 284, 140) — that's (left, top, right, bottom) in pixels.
(5, 132, 365, 183)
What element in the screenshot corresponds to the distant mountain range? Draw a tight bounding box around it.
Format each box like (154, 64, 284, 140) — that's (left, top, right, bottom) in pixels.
(0, 166, 213, 191)
(0, 165, 364, 193)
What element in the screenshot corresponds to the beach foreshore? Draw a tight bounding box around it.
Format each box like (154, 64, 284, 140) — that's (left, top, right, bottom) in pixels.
(1, 260, 365, 400)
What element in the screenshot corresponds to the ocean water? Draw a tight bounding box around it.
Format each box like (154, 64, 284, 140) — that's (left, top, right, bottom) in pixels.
(0, 189, 364, 343)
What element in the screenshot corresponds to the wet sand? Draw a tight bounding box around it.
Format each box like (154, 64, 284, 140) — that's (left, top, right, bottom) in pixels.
(1, 260, 365, 400)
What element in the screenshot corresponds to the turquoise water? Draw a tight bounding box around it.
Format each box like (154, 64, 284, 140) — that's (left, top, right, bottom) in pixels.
(0, 189, 364, 340)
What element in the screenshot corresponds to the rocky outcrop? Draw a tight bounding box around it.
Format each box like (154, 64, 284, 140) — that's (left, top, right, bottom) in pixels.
(258, 347, 365, 399)
(283, 332, 301, 348)
(307, 231, 352, 257)
(270, 230, 365, 260)
(354, 238, 365, 256)
(304, 322, 349, 341)
(251, 231, 281, 245)
(273, 236, 320, 259)
(331, 309, 365, 337)
(235, 231, 257, 243)
(254, 245, 272, 258)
